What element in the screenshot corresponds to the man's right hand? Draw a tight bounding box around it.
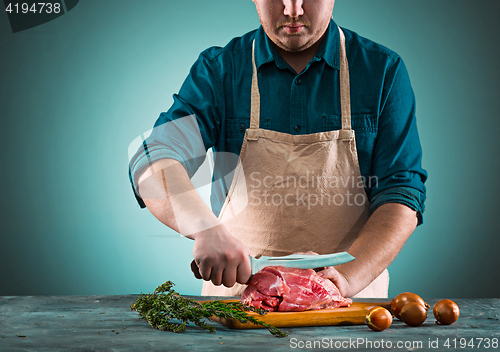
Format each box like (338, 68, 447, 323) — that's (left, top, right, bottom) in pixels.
(191, 224, 252, 288)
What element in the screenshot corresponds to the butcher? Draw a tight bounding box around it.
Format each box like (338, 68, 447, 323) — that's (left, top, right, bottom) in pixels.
(129, 0, 427, 298)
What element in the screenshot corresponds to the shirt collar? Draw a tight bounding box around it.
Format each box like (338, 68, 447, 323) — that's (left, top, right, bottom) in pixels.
(253, 18, 340, 71)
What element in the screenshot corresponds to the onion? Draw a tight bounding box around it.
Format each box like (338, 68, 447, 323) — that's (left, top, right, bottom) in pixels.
(433, 299, 460, 325)
(391, 292, 429, 320)
(400, 302, 428, 327)
(365, 306, 393, 331)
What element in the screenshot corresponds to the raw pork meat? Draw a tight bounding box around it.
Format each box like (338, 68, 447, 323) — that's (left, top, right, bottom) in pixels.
(241, 266, 352, 312)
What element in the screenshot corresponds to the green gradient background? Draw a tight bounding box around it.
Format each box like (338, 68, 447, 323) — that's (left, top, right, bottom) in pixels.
(1, 0, 499, 297)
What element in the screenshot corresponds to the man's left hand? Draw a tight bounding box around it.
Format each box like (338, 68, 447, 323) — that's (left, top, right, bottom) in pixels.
(316, 266, 350, 298)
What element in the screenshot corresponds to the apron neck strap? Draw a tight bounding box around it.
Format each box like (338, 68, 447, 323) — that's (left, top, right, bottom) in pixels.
(250, 40, 261, 129)
(250, 27, 352, 138)
(338, 27, 353, 140)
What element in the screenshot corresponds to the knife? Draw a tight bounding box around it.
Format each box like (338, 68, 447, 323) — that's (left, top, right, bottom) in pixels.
(249, 252, 355, 274)
(190, 252, 355, 278)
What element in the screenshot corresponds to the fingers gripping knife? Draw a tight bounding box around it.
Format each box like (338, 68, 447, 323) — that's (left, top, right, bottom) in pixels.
(191, 252, 355, 278)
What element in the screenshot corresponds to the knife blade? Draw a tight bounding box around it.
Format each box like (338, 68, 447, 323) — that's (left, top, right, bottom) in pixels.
(250, 252, 355, 275)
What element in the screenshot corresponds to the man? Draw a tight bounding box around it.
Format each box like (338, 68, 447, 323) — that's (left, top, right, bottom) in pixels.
(129, 0, 427, 298)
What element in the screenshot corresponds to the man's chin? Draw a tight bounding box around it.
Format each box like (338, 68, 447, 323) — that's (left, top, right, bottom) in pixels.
(277, 38, 313, 53)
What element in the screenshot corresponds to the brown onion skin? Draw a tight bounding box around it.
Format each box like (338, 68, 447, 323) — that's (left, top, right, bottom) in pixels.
(400, 302, 428, 327)
(433, 299, 460, 325)
(365, 306, 393, 332)
(391, 292, 430, 320)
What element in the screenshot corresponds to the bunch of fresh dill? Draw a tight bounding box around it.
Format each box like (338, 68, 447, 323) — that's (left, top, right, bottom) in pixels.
(130, 281, 287, 337)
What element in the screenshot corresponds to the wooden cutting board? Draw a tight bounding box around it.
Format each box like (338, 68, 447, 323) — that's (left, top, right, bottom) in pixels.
(202, 300, 391, 329)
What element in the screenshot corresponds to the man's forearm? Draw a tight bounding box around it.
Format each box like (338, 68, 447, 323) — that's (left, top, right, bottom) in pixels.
(137, 158, 220, 238)
(336, 202, 418, 297)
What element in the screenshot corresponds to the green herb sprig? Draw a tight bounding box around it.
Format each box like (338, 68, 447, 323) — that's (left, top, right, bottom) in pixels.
(131, 281, 287, 337)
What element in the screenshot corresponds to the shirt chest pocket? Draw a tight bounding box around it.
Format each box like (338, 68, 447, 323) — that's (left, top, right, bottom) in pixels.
(322, 114, 378, 133)
(222, 118, 273, 155)
(226, 118, 272, 137)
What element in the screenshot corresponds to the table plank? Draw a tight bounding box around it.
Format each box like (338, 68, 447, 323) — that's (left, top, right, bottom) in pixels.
(1, 296, 499, 352)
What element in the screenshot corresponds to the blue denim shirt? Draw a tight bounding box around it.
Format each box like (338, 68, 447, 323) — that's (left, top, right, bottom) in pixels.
(129, 19, 427, 224)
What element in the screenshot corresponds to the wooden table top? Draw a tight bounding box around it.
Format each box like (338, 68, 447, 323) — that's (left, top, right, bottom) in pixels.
(1, 295, 499, 351)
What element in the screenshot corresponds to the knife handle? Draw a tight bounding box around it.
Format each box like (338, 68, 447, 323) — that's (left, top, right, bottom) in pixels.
(190, 259, 203, 279)
(190, 259, 253, 285)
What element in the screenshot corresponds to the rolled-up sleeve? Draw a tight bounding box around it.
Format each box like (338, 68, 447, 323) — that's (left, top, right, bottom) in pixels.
(369, 56, 427, 224)
(128, 51, 223, 208)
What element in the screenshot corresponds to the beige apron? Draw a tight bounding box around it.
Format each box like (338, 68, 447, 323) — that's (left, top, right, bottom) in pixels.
(202, 27, 389, 298)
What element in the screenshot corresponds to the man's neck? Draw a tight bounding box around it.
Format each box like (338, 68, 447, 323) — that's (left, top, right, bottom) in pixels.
(275, 37, 324, 74)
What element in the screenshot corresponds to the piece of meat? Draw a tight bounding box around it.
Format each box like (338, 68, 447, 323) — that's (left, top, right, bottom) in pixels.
(241, 266, 352, 312)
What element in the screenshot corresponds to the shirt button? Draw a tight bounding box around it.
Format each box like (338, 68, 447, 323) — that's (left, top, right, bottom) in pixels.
(295, 79, 302, 86)
(294, 124, 301, 132)
(238, 123, 245, 132)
